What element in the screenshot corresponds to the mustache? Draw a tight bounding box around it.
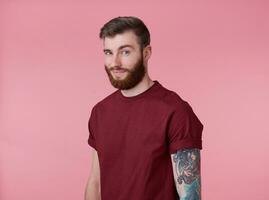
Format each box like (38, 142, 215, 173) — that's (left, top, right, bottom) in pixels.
(105, 65, 129, 72)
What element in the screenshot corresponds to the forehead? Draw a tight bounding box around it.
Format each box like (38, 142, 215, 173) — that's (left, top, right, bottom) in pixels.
(103, 30, 140, 50)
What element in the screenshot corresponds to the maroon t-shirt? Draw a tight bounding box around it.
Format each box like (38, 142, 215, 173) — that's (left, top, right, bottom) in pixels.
(87, 80, 203, 200)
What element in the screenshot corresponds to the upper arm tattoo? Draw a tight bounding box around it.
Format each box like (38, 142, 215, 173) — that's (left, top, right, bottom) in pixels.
(171, 148, 201, 200)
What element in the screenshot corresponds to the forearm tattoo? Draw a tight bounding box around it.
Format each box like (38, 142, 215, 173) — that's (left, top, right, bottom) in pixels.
(172, 148, 201, 200)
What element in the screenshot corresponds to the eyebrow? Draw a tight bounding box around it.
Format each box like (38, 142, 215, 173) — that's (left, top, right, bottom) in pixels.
(103, 44, 135, 52)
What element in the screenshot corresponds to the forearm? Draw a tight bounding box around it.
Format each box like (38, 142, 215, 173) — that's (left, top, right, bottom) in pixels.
(84, 180, 101, 200)
(171, 148, 201, 200)
(177, 175, 201, 200)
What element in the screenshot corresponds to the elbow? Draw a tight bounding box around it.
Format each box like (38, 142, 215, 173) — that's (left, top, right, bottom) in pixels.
(84, 179, 101, 200)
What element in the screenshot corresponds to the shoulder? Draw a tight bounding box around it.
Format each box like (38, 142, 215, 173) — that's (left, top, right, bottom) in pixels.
(99, 89, 118, 104)
(159, 86, 202, 127)
(160, 86, 192, 112)
(89, 89, 118, 112)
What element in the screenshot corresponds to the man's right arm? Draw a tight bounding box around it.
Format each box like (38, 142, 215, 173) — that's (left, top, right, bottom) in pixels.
(84, 149, 101, 200)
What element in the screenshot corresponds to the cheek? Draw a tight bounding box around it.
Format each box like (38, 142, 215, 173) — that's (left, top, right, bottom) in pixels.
(122, 56, 139, 66)
(104, 59, 109, 66)
(104, 57, 112, 66)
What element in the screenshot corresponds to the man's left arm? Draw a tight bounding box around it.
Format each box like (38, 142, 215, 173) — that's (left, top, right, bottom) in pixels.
(170, 148, 201, 200)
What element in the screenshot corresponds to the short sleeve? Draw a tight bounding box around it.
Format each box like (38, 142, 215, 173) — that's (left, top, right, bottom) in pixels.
(87, 106, 98, 151)
(167, 101, 203, 154)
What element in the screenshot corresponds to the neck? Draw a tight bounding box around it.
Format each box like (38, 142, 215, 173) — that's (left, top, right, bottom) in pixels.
(120, 76, 154, 98)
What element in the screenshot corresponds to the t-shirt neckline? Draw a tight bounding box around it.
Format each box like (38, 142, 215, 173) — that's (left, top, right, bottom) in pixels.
(117, 80, 161, 102)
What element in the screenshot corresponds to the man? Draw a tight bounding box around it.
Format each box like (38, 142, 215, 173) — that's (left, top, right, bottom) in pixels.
(85, 16, 203, 200)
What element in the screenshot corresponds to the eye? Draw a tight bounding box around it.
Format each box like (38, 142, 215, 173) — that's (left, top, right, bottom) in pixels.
(104, 51, 112, 55)
(121, 50, 130, 55)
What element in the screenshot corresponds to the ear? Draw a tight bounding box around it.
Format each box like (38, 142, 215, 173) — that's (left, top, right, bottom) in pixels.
(143, 45, 152, 61)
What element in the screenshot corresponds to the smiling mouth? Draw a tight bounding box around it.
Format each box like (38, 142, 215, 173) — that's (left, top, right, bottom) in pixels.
(113, 69, 126, 74)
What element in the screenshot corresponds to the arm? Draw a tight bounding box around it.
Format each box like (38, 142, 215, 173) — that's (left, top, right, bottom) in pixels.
(84, 149, 101, 200)
(170, 148, 201, 200)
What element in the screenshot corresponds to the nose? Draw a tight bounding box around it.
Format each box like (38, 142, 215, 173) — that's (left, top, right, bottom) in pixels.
(110, 54, 121, 69)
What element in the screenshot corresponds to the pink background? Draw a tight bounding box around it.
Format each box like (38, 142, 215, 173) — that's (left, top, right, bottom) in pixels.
(1, 0, 269, 199)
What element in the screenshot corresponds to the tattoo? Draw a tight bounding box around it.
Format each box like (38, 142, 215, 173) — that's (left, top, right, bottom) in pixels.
(172, 148, 201, 200)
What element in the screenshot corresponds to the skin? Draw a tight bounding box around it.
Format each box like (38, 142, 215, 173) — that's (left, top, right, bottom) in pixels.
(102, 30, 154, 96)
(171, 148, 201, 200)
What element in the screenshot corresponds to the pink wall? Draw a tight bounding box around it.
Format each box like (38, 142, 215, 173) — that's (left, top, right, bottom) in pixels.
(1, 0, 269, 199)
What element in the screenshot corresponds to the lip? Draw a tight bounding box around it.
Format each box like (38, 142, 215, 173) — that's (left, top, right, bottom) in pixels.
(113, 69, 126, 73)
